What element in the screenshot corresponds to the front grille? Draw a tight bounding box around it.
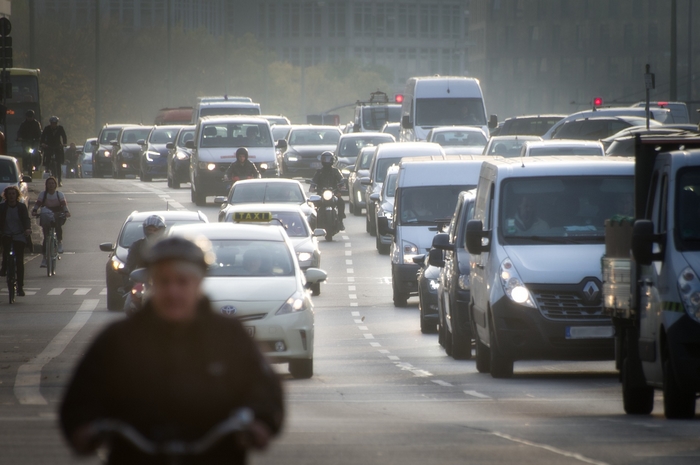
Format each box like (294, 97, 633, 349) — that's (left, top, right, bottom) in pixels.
(238, 313, 267, 322)
(531, 287, 607, 321)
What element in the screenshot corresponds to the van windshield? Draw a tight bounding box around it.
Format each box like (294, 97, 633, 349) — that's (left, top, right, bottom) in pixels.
(361, 106, 402, 130)
(399, 185, 473, 225)
(201, 123, 272, 148)
(499, 176, 633, 244)
(415, 98, 486, 127)
(200, 107, 261, 117)
(676, 169, 700, 250)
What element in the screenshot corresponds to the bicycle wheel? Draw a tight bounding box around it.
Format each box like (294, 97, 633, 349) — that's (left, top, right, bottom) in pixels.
(46, 230, 54, 277)
(7, 250, 15, 304)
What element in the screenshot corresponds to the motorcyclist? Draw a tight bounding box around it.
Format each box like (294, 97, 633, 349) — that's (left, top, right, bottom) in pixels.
(16, 110, 42, 174)
(311, 151, 346, 230)
(60, 236, 284, 464)
(123, 215, 167, 309)
(40, 116, 68, 186)
(225, 147, 260, 183)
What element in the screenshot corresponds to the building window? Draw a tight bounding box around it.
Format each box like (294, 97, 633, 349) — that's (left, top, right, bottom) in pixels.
(328, 2, 346, 38)
(407, 4, 418, 38)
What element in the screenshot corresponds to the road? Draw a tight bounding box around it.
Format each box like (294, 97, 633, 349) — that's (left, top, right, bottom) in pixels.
(0, 177, 698, 465)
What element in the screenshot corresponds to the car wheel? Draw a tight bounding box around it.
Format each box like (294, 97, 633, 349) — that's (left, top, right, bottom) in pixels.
(663, 358, 696, 419)
(289, 358, 313, 379)
(310, 282, 321, 296)
(489, 316, 513, 378)
(93, 168, 103, 178)
(475, 331, 491, 373)
(353, 199, 363, 216)
(365, 214, 371, 233)
(392, 270, 408, 307)
(419, 298, 437, 334)
(376, 234, 390, 255)
(172, 180, 180, 189)
(450, 306, 472, 360)
(368, 214, 377, 237)
(167, 176, 172, 187)
(195, 188, 207, 206)
(107, 286, 124, 311)
(348, 202, 355, 215)
(622, 357, 654, 415)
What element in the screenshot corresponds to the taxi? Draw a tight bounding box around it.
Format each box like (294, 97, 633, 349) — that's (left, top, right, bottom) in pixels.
(167, 222, 327, 379)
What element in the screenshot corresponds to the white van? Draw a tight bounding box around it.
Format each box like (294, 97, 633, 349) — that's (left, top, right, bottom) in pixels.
(542, 107, 672, 139)
(399, 76, 493, 142)
(378, 156, 491, 307)
(192, 99, 261, 123)
(188, 116, 276, 206)
(465, 156, 634, 378)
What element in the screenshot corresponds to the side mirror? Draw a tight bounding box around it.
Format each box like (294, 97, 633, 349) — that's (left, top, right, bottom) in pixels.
(432, 232, 454, 251)
(185, 140, 195, 149)
(401, 115, 413, 129)
(21, 175, 32, 183)
(369, 193, 380, 202)
(313, 228, 326, 237)
(90, 140, 98, 146)
(309, 194, 321, 203)
(166, 142, 175, 150)
(428, 248, 445, 268)
(488, 114, 498, 129)
(360, 177, 371, 186)
(377, 216, 395, 237)
(99, 242, 115, 252)
(276, 139, 288, 150)
(465, 219, 489, 254)
(137, 139, 146, 146)
(353, 123, 361, 132)
(632, 220, 662, 265)
(129, 268, 149, 284)
(412, 254, 426, 266)
(213, 196, 227, 204)
(304, 267, 327, 284)
(110, 140, 118, 147)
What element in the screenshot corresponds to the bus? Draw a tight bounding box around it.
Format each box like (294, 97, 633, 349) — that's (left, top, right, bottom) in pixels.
(3, 68, 42, 157)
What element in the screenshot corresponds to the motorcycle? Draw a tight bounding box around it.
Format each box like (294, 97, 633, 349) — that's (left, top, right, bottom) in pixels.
(310, 184, 340, 242)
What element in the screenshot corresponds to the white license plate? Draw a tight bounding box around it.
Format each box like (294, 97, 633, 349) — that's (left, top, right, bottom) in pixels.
(245, 326, 255, 337)
(311, 162, 323, 169)
(565, 326, 614, 339)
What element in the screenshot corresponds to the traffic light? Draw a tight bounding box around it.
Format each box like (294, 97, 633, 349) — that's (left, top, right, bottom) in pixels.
(395, 94, 404, 104)
(592, 97, 603, 108)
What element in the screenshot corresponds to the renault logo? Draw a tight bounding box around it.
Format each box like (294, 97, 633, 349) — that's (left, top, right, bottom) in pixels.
(582, 281, 600, 302)
(221, 305, 236, 315)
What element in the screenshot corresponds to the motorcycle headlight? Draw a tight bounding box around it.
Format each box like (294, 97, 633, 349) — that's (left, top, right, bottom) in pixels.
(297, 252, 312, 262)
(276, 291, 309, 315)
(678, 267, 700, 322)
(499, 258, 535, 308)
(322, 190, 333, 201)
(458, 274, 470, 291)
(402, 240, 420, 264)
(111, 257, 125, 271)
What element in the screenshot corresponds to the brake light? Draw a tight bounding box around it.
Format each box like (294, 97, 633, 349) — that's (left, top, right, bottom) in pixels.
(593, 97, 603, 107)
(395, 94, 404, 104)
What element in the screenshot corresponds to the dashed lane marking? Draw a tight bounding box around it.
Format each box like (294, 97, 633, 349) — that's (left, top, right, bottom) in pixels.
(464, 390, 491, 399)
(345, 259, 353, 265)
(348, 285, 356, 291)
(354, 319, 363, 324)
(341, 235, 349, 240)
(432, 380, 453, 387)
(490, 431, 609, 465)
(347, 277, 355, 282)
(387, 355, 400, 361)
(358, 326, 369, 331)
(369, 342, 381, 347)
(349, 294, 357, 299)
(345, 250, 352, 256)
(48, 287, 91, 296)
(350, 302, 358, 307)
(347, 268, 354, 274)
(363, 334, 375, 339)
(351, 311, 360, 317)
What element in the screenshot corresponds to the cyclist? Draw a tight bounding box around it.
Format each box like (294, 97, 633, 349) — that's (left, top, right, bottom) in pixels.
(31, 176, 70, 267)
(40, 116, 67, 186)
(60, 237, 284, 464)
(0, 186, 32, 296)
(225, 147, 260, 183)
(16, 110, 42, 174)
(311, 151, 346, 230)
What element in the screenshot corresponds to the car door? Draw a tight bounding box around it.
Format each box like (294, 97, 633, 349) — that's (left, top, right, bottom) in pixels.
(471, 177, 494, 342)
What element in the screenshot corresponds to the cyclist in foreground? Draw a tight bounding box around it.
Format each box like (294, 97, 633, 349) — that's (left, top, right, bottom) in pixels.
(0, 186, 32, 296)
(31, 176, 70, 267)
(60, 237, 284, 464)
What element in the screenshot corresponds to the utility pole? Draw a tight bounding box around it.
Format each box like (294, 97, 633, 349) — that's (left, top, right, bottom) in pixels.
(670, 0, 677, 101)
(95, 0, 101, 134)
(166, 0, 171, 107)
(688, 0, 693, 102)
(28, 0, 35, 68)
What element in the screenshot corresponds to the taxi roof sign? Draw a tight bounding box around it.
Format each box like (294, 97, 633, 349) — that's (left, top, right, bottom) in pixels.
(233, 212, 273, 223)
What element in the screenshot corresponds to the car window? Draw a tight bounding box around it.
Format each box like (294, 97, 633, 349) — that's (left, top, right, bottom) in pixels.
(83, 141, 95, 154)
(149, 128, 178, 144)
(375, 157, 401, 183)
(289, 129, 341, 146)
(118, 219, 204, 248)
(488, 139, 530, 157)
(100, 130, 119, 144)
(384, 173, 398, 198)
(230, 183, 304, 203)
(272, 126, 291, 141)
(432, 130, 487, 147)
(201, 123, 272, 148)
(178, 129, 195, 147)
(121, 128, 151, 144)
(528, 146, 603, 156)
(339, 136, 392, 157)
(270, 212, 308, 237)
(208, 240, 294, 277)
(0, 161, 17, 182)
(361, 106, 402, 130)
(200, 107, 260, 117)
(357, 148, 375, 170)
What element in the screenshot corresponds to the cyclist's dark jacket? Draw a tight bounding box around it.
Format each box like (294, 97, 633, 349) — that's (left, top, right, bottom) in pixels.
(60, 297, 284, 465)
(225, 160, 260, 180)
(125, 237, 149, 274)
(311, 166, 343, 190)
(40, 124, 68, 164)
(17, 119, 42, 141)
(0, 202, 31, 236)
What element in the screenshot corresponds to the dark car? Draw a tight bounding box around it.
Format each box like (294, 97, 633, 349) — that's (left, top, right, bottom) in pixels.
(493, 114, 565, 137)
(167, 125, 195, 188)
(334, 132, 395, 193)
(99, 210, 209, 310)
(602, 126, 697, 157)
(138, 125, 182, 182)
(92, 124, 137, 178)
(416, 252, 442, 335)
(111, 126, 152, 178)
(279, 125, 341, 178)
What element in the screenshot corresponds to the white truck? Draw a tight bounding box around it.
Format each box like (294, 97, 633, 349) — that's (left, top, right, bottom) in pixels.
(603, 135, 700, 418)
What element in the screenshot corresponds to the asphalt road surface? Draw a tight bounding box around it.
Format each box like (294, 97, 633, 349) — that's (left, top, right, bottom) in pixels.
(0, 177, 698, 465)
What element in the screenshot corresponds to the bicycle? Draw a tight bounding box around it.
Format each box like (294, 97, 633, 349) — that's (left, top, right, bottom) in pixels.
(4, 237, 17, 303)
(39, 209, 65, 277)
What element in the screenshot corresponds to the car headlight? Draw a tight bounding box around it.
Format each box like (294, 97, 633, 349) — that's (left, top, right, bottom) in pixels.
(259, 163, 269, 170)
(322, 190, 333, 201)
(198, 162, 217, 171)
(145, 150, 159, 162)
(276, 291, 309, 315)
(499, 258, 535, 308)
(104, 150, 111, 157)
(428, 278, 440, 292)
(111, 257, 125, 271)
(286, 153, 299, 162)
(176, 151, 189, 160)
(297, 252, 312, 262)
(458, 274, 470, 290)
(402, 240, 420, 264)
(678, 267, 700, 322)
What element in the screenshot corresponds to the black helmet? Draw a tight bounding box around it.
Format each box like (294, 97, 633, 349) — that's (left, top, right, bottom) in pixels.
(144, 236, 213, 271)
(236, 147, 248, 161)
(142, 214, 166, 235)
(320, 151, 334, 167)
(49, 116, 59, 124)
(25, 110, 35, 118)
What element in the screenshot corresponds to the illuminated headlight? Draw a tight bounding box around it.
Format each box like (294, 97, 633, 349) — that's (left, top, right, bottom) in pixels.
(402, 240, 420, 264)
(176, 152, 189, 160)
(104, 150, 111, 157)
(678, 267, 700, 322)
(287, 155, 299, 162)
(499, 258, 535, 307)
(276, 292, 309, 315)
(297, 252, 312, 262)
(111, 257, 125, 271)
(322, 190, 333, 201)
(341, 168, 351, 176)
(121, 163, 128, 168)
(259, 163, 269, 170)
(428, 279, 440, 292)
(145, 151, 159, 162)
(198, 162, 217, 171)
(458, 274, 470, 290)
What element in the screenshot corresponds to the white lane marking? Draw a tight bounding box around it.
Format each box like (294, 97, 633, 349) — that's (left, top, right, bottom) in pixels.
(351, 311, 360, 317)
(342, 235, 349, 240)
(394, 362, 432, 377)
(358, 326, 369, 331)
(347, 268, 354, 274)
(0, 289, 37, 296)
(350, 302, 358, 307)
(369, 342, 381, 347)
(363, 333, 374, 339)
(349, 294, 357, 299)
(345, 250, 352, 256)
(490, 431, 609, 465)
(464, 390, 491, 399)
(99, 288, 107, 295)
(347, 277, 355, 282)
(380, 277, 392, 285)
(354, 319, 363, 324)
(345, 243, 351, 247)
(15, 299, 99, 405)
(345, 259, 353, 265)
(432, 380, 453, 387)
(47, 287, 92, 296)
(378, 349, 390, 354)
(387, 355, 400, 361)
(348, 285, 356, 291)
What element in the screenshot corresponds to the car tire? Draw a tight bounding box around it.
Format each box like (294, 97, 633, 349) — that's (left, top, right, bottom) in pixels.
(195, 189, 207, 206)
(622, 358, 654, 415)
(107, 286, 124, 311)
(93, 168, 103, 179)
(289, 358, 313, 379)
(348, 202, 355, 215)
(172, 180, 180, 189)
(392, 271, 408, 307)
(475, 331, 491, 373)
(167, 176, 172, 187)
(376, 235, 390, 255)
(419, 300, 436, 334)
(450, 308, 472, 360)
(663, 358, 696, 419)
(310, 282, 321, 296)
(489, 318, 513, 378)
(140, 171, 152, 182)
(353, 200, 363, 217)
(365, 215, 371, 233)
(368, 214, 377, 237)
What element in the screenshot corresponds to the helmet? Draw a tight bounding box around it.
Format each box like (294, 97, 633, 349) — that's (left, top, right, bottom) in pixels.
(25, 110, 35, 118)
(144, 236, 210, 271)
(320, 151, 334, 167)
(49, 116, 59, 124)
(142, 214, 166, 234)
(236, 147, 248, 161)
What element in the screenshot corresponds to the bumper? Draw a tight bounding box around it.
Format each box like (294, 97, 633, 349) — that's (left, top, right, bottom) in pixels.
(142, 158, 168, 176)
(94, 157, 112, 172)
(245, 310, 314, 363)
(395, 263, 420, 295)
(419, 278, 439, 318)
(172, 159, 190, 182)
(115, 154, 140, 173)
(491, 296, 614, 361)
(666, 314, 700, 393)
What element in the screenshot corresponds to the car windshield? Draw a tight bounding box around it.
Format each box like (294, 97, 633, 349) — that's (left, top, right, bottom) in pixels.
(375, 157, 401, 183)
(432, 130, 487, 147)
(149, 128, 178, 144)
(361, 106, 402, 130)
(200, 107, 260, 117)
(385, 173, 398, 198)
(528, 146, 603, 156)
(504, 117, 563, 136)
(177, 129, 195, 147)
(208, 240, 294, 277)
(0, 161, 18, 183)
(357, 148, 375, 170)
(83, 142, 95, 154)
(499, 176, 634, 244)
(398, 185, 473, 225)
(269, 212, 308, 237)
(230, 183, 304, 204)
(676, 169, 700, 250)
(201, 123, 272, 148)
(339, 136, 392, 157)
(121, 128, 151, 144)
(118, 220, 204, 248)
(289, 129, 340, 146)
(415, 98, 486, 127)
(487, 139, 534, 157)
(99, 129, 120, 144)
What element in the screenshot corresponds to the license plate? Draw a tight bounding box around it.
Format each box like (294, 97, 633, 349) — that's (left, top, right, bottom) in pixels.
(311, 162, 323, 169)
(245, 326, 255, 337)
(565, 326, 614, 339)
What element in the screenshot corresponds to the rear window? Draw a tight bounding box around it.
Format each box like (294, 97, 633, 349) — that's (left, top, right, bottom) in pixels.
(149, 128, 178, 144)
(528, 146, 603, 156)
(200, 107, 260, 117)
(289, 129, 341, 146)
(121, 128, 151, 144)
(502, 117, 563, 136)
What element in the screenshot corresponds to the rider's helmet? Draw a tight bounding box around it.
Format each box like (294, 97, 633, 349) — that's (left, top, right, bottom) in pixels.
(320, 151, 334, 167)
(144, 236, 212, 272)
(235, 147, 248, 162)
(49, 116, 59, 124)
(25, 110, 35, 118)
(142, 214, 166, 235)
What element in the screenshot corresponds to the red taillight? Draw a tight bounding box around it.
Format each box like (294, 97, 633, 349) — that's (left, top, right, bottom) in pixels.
(593, 97, 603, 107)
(395, 94, 404, 104)
(657, 101, 668, 107)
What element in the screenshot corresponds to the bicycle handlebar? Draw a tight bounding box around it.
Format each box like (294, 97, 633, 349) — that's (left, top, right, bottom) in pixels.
(91, 408, 254, 456)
